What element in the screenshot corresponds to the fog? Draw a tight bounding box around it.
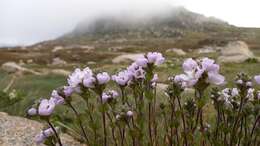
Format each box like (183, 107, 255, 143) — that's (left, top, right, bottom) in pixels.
(0, 0, 260, 46)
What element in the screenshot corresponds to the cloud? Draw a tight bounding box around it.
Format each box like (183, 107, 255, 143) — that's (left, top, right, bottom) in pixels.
(0, 0, 259, 46)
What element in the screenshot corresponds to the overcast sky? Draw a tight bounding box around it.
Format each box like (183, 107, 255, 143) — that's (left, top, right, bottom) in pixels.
(0, 0, 260, 46)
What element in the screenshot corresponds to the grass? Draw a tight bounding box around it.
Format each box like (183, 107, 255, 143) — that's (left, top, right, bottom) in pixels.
(1, 54, 260, 117)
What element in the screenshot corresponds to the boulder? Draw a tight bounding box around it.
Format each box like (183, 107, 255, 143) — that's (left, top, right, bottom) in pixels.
(197, 46, 216, 54)
(218, 41, 254, 63)
(0, 112, 86, 146)
(166, 48, 186, 56)
(51, 57, 67, 66)
(50, 69, 70, 76)
(112, 53, 144, 64)
(1, 62, 40, 75)
(52, 46, 65, 53)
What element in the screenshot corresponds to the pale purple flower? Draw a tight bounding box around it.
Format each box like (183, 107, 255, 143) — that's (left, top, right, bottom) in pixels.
(146, 52, 165, 65)
(257, 92, 260, 100)
(207, 72, 225, 85)
(83, 76, 96, 88)
(127, 63, 146, 79)
(112, 70, 131, 86)
(35, 133, 46, 144)
(231, 88, 239, 97)
(181, 58, 225, 87)
(97, 72, 110, 85)
(102, 90, 118, 103)
(151, 74, 159, 83)
(247, 88, 255, 101)
(38, 99, 55, 116)
(35, 127, 59, 144)
(27, 108, 37, 116)
(246, 81, 252, 87)
(254, 75, 260, 84)
(67, 68, 84, 88)
(126, 111, 133, 117)
(50, 90, 65, 105)
(182, 58, 198, 73)
(63, 86, 74, 97)
(82, 67, 93, 78)
(43, 127, 59, 137)
(136, 57, 148, 67)
(201, 58, 218, 72)
(236, 79, 243, 85)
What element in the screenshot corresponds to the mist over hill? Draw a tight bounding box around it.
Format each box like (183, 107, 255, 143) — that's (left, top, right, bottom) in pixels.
(15, 6, 259, 51)
(65, 7, 231, 39)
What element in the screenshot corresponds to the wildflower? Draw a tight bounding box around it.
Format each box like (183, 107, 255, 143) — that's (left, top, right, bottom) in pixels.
(146, 52, 165, 65)
(35, 132, 46, 144)
(38, 99, 56, 116)
(67, 67, 93, 88)
(35, 127, 59, 144)
(180, 58, 225, 88)
(254, 75, 260, 84)
(127, 63, 146, 79)
(83, 76, 96, 88)
(50, 90, 65, 105)
(246, 88, 255, 101)
(182, 58, 198, 73)
(126, 111, 133, 117)
(67, 68, 84, 88)
(63, 86, 74, 97)
(136, 57, 148, 67)
(112, 70, 131, 86)
(257, 91, 260, 100)
(236, 79, 243, 85)
(97, 72, 110, 85)
(246, 81, 253, 87)
(151, 74, 159, 83)
(27, 108, 37, 116)
(231, 88, 239, 97)
(102, 90, 119, 103)
(116, 114, 121, 120)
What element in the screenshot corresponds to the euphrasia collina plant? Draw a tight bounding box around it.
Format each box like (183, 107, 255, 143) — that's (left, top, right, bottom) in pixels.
(28, 52, 259, 146)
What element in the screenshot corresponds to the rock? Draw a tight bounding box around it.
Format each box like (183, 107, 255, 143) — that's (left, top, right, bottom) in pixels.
(197, 46, 216, 54)
(112, 53, 144, 64)
(1, 62, 41, 75)
(0, 112, 86, 146)
(50, 69, 70, 76)
(166, 48, 186, 56)
(52, 46, 65, 53)
(218, 41, 254, 63)
(26, 59, 33, 64)
(156, 83, 168, 92)
(18, 60, 25, 66)
(87, 61, 96, 65)
(51, 57, 67, 66)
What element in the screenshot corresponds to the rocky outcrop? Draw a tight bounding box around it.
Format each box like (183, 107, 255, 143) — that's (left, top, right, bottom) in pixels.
(51, 57, 67, 66)
(165, 48, 186, 56)
(218, 41, 254, 63)
(1, 62, 41, 75)
(0, 112, 86, 146)
(112, 53, 144, 64)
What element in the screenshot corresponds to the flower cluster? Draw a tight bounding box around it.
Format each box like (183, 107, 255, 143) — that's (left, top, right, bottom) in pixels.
(176, 58, 225, 88)
(27, 52, 260, 146)
(35, 127, 59, 144)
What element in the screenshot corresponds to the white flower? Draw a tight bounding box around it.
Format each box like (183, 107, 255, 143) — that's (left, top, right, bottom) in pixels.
(247, 88, 255, 101)
(126, 111, 133, 117)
